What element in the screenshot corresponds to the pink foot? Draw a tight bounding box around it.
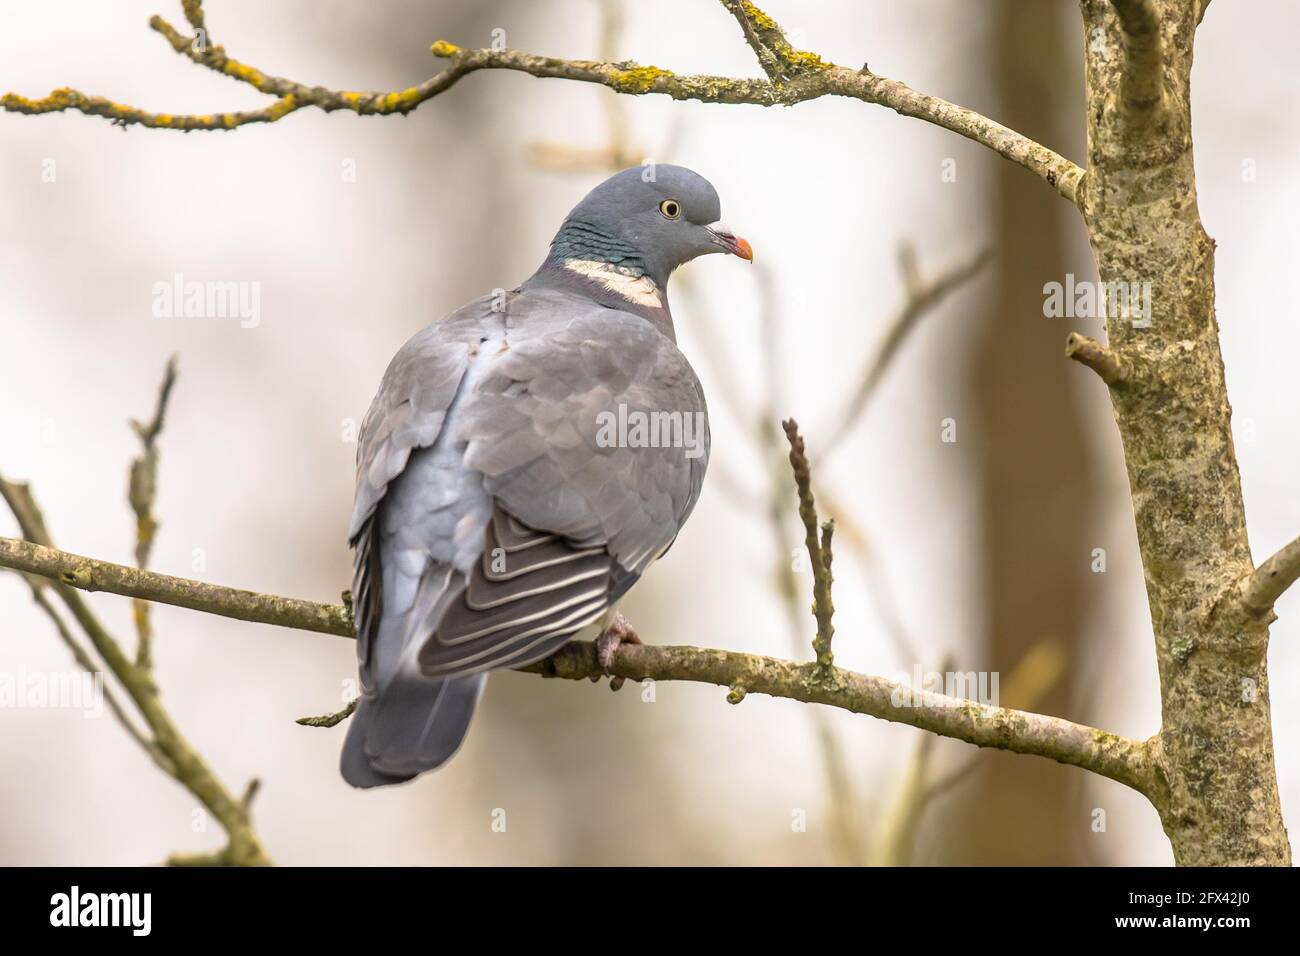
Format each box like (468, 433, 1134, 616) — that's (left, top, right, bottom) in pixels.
(594, 612, 642, 691)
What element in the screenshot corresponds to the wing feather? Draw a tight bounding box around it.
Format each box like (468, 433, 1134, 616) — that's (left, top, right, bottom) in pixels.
(354, 288, 708, 687)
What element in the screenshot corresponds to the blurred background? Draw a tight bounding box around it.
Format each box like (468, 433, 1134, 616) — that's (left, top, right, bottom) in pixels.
(2, 0, 1298, 866)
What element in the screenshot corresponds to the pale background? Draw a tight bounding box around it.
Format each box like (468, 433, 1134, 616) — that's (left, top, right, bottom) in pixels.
(1, 0, 1296, 865)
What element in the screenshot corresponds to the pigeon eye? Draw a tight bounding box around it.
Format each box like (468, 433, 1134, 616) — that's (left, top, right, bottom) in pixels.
(658, 199, 681, 220)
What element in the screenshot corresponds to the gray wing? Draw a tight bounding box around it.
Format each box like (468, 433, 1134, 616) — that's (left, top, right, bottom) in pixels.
(346, 289, 706, 785)
(348, 301, 492, 694)
(413, 290, 710, 677)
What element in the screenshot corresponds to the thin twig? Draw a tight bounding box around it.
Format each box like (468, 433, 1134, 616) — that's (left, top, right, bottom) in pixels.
(1065, 331, 1127, 387)
(127, 354, 178, 669)
(1, 1, 1085, 203)
(297, 698, 359, 728)
(781, 419, 836, 670)
(727, 260, 865, 863)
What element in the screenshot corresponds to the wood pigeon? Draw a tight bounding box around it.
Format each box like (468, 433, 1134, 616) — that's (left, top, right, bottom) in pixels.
(342, 165, 752, 788)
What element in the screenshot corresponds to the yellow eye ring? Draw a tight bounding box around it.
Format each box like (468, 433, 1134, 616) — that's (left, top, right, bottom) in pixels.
(659, 199, 681, 220)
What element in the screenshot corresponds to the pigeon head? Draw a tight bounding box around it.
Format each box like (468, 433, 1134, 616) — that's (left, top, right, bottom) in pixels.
(543, 165, 752, 301)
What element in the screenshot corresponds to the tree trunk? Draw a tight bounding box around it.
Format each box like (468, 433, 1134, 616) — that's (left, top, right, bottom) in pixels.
(1080, 0, 1289, 865)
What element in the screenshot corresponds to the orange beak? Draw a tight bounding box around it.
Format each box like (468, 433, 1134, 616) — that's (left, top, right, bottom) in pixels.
(707, 222, 754, 262)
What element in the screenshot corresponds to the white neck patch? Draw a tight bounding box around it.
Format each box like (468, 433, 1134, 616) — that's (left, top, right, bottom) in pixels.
(562, 259, 662, 308)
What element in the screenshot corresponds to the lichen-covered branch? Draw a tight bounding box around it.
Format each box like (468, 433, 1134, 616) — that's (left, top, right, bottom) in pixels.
(820, 66, 1084, 204)
(0, 536, 354, 638)
(1, 1, 1083, 203)
(0, 524, 1152, 795)
(719, 0, 830, 83)
(0, 86, 303, 130)
(524, 641, 1154, 794)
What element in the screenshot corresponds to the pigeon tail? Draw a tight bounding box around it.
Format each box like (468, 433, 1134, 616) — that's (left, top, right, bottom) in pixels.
(342, 618, 488, 789)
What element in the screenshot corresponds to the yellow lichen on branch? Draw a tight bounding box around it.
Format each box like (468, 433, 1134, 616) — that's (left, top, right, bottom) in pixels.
(0, 0, 1084, 205)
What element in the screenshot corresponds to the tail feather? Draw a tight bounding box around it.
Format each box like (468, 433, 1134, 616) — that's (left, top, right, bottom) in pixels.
(340, 696, 416, 789)
(343, 565, 486, 789)
(341, 672, 487, 789)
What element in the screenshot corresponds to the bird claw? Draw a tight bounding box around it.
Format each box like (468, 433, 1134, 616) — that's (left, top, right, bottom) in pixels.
(595, 612, 642, 691)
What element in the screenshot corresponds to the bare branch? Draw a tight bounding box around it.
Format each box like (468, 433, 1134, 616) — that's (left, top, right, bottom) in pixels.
(1238, 535, 1300, 619)
(297, 698, 358, 728)
(1, 20, 785, 131)
(1065, 331, 1128, 387)
(723, 262, 865, 863)
(829, 71, 1084, 202)
(781, 420, 836, 670)
(0, 536, 353, 638)
(0, 525, 1151, 794)
(526, 641, 1155, 795)
(1, 1, 1084, 203)
(128, 355, 178, 668)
